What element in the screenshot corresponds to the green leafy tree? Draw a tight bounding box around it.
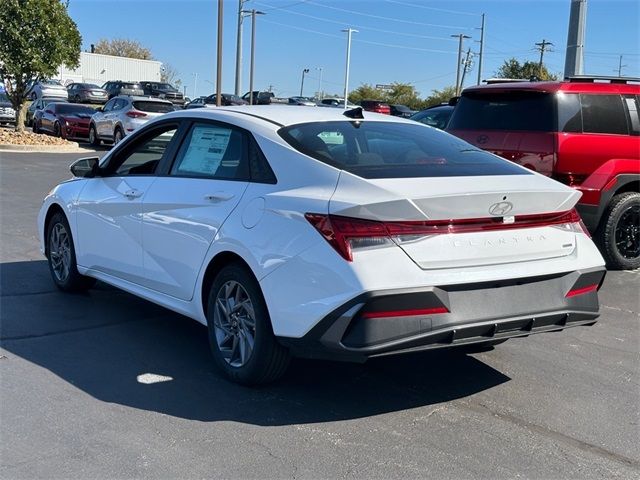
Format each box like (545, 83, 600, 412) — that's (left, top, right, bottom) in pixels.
(423, 85, 457, 108)
(94, 38, 153, 60)
(496, 58, 558, 81)
(347, 83, 385, 104)
(385, 82, 423, 110)
(0, 0, 81, 132)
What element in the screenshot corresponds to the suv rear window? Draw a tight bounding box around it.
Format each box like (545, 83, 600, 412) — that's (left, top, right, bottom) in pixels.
(133, 101, 174, 113)
(278, 121, 529, 179)
(448, 91, 554, 131)
(122, 83, 142, 90)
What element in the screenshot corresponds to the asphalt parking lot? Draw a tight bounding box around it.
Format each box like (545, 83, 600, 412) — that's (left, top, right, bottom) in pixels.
(1, 150, 639, 479)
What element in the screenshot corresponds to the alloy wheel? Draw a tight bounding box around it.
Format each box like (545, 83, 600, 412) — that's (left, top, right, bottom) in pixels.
(114, 129, 122, 144)
(49, 222, 71, 283)
(615, 205, 640, 259)
(213, 280, 257, 368)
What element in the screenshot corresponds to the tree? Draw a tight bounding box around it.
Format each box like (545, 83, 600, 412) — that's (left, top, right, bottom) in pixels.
(0, 0, 81, 132)
(385, 83, 423, 110)
(160, 63, 181, 87)
(94, 38, 153, 60)
(423, 85, 457, 108)
(496, 58, 558, 81)
(347, 83, 385, 104)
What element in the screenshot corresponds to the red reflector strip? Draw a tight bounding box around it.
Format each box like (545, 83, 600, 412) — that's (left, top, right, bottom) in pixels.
(361, 307, 449, 319)
(565, 284, 598, 298)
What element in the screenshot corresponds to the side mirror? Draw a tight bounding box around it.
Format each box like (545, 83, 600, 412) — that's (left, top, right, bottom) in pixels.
(70, 157, 100, 178)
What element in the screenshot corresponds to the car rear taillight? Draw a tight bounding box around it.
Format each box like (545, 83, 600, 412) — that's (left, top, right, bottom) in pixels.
(373, 106, 390, 114)
(306, 208, 590, 261)
(126, 110, 147, 118)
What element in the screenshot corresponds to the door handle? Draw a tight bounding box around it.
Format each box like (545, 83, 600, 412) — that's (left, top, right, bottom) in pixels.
(124, 189, 143, 199)
(204, 193, 235, 203)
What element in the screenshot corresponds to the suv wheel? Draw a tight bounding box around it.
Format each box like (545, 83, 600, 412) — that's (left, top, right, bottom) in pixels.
(113, 127, 123, 145)
(597, 192, 640, 270)
(206, 263, 290, 385)
(89, 125, 101, 146)
(53, 121, 62, 138)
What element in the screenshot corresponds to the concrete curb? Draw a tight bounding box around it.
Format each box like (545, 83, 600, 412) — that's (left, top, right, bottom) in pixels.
(0, 143, 96, 153)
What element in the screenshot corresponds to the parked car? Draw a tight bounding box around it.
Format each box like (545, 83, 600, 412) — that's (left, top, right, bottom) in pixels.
(0, 93, 16, 126)
(26, 80, 69, 101)
(242, 91, 288, 105)
(185, 96, 208, 109)
(67, 83, 109, 104)
(88, 95, 174, 145)
(360, 99, 391, 114)
(140, 81, 186, 106)
(26, 98, 67, 127)
(288, 96, 317, 106)
(389, 104, 415, 118)
(317, 98, 358, 108)
(447, 76, 640, 269)
(32, 102, 95, 139)
(410, 105, 454, 130)
(101, 81, 144, 99)
(38, 105, 606, 385)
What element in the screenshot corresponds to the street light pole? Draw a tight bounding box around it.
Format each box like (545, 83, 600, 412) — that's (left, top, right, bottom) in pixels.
(300, 68, 309, 97)
(242, 9, 265, 105)
(216, 0, 223, 106)
(234, 0, 245, 96)
(451, 33, 471, 96)
(316, 66, 323, 100)
(476, 13, 485, 85)
(192, 72, 199, 100)
(342, 28, 358, 109)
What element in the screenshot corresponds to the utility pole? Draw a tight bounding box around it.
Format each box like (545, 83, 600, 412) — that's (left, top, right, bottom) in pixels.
(216, 0, 223, 106)
(242, 9, 265, 105)
(300, 68, 309, 96)
(535, 39, 554, 77)
(342, 28, 358, 109)
(451, 33, 471, 96)
(316, 66, 323, 100)
(459, 48, 473, 92)
(476, 13, 485, 85)
(564, 0, 587, 78)
(192, 72, 199, 100)
(616, 55, 627, 77)
(234, 0, 245, 96)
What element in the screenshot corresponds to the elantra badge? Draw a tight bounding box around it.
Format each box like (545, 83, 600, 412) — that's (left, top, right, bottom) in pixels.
(489, 201, 513, 216)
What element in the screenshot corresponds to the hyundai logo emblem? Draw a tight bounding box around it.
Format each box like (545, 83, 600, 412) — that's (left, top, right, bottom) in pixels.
(477, 134, 489, 144)
(489, 201, 513, 216)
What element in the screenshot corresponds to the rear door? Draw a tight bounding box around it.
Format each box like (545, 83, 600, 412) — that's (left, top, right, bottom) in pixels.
(447, 90, 556, 176)
(140, 121, 251, 300)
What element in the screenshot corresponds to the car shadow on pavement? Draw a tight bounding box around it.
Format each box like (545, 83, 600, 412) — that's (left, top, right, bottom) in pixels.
(1, 260, 511, 425)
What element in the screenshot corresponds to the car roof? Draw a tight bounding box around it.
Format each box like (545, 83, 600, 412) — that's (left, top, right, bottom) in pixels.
(163, 105, 414, 129)
(463, 80, 640, 95)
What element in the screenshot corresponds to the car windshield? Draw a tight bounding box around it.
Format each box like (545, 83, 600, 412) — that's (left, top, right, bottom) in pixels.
(56, 104, 96, 115)
(279, 121, 530, 179)
(132, 101, 174, 113)
(42, 80, 62, 86)
(448, 91, 554, 131)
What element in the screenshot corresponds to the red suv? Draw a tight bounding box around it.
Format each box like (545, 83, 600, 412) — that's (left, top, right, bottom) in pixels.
(360, 100, 391, 115)
(447, 77, 640, 269)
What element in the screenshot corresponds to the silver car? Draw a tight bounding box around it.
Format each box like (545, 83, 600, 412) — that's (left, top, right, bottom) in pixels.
(26, 80, 69, 101)
(88, 95, 175, 145)
(0, 93, 16, 125)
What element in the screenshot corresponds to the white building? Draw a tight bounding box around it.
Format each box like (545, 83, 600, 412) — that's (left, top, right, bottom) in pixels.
(57, 52, 162, 86)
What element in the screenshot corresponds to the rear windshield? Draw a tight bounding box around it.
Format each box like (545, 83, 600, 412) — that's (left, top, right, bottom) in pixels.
(278, 121, 530, 179)
(132, 101, 174, 113)
(448, 91, 554, 131)
(55, 104, 96, 115)
(122, 83, 142, 90)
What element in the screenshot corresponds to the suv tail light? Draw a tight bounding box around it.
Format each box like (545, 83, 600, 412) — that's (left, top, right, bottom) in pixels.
(306, 209, 590, 261)
(126, 110, 147, 118)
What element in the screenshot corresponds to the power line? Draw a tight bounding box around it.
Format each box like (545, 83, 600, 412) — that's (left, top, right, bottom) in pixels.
(258, 0, 311, 12)
(383, 0, 479, 17)
(253, 2, 457, 42)
(305, 0, 473, 30)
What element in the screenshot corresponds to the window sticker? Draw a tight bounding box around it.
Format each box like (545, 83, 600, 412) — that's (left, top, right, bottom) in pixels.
(177, 126, 232, 175)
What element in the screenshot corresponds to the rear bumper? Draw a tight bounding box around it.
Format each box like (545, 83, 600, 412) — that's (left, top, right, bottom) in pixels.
(279, 267, 606, 362)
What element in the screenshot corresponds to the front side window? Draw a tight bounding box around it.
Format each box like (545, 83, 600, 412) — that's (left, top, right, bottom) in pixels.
(112, 126, 178, 176)
(279, 121, 530, 179)
(580, 94, 628, 135)
(171, 123, 249, 180)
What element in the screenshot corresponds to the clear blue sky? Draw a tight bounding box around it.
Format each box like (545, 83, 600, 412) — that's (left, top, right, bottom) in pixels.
(68, 0, 640, 99)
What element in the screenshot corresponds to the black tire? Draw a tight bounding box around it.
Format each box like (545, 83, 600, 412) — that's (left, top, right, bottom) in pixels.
(46, 211, 96, 292)
(459, 339, 508, 353)
(113, 127, 123, 145)
(31, 92, 37, 101)
(53, 121, 62, 138)
(596, 192, 640, 270)
(89, 125, 101, 146)
(32, 119, 40, 134)
(206, 263, 290, 385)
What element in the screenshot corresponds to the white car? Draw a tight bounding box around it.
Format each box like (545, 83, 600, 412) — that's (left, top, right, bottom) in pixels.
(26, 79, 69, 101)
(88, 95, 175, 146)
(38, 106, 606, 385)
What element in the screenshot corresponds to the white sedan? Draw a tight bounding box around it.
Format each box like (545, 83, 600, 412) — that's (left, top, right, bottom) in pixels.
(38, 106, 606, 385)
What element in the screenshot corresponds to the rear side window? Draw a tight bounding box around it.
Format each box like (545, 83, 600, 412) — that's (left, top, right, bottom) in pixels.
(133, 101, 174, 113)
(448, 91, 554, 132)
(279, 121, 530, 179)
(580, 94, 628, 135)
